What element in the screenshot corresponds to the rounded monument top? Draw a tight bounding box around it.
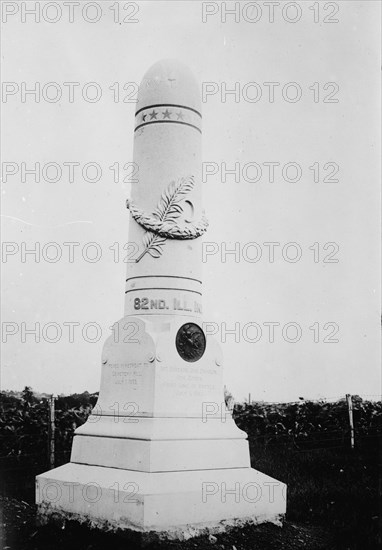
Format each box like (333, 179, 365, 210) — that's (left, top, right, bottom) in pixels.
(136, 59, 201, 114)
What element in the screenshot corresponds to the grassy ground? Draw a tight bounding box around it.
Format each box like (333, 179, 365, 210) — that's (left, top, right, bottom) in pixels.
(248, 440, 381, 549)
(0, 495, 337, 550)
(0, 439, 380, 549)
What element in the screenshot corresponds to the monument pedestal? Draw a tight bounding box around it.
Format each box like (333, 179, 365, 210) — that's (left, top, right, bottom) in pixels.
(36, 315, 286, 537)
(36, 464, 285, 538)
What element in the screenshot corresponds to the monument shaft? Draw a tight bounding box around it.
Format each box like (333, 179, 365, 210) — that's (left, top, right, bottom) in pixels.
(125, 62, 205, 319)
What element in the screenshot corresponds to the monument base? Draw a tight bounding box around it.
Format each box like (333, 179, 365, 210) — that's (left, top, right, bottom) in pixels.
(36, 463, 286, 539)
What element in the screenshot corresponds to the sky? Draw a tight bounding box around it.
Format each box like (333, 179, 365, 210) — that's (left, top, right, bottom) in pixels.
(1, 0, 381, 402)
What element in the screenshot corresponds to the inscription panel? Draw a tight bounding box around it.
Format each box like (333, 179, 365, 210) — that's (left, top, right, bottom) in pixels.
(125, 289, 203, 316)
(155, 329, 223, 417)
(96, 317, 156, 416)
(109, 361, 145, 390)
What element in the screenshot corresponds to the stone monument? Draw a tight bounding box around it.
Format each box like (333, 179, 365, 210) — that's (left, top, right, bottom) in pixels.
(36, 59, 286, 538)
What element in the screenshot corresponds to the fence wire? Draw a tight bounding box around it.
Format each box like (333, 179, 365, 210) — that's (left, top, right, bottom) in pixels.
(0, 392, 381, 466)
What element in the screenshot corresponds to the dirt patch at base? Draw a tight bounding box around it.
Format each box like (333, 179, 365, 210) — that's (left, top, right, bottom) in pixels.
(0, 495, 338, 550)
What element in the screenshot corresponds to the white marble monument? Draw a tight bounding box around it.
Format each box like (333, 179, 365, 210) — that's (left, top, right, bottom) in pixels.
(36, 59, 286, 538)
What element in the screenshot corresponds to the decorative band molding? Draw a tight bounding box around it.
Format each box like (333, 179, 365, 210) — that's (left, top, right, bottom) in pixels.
(135, 103, 202, 118)
(134, 104, 202, 133)
(125, 287, 202, 296)
(126, 275, 202, 284)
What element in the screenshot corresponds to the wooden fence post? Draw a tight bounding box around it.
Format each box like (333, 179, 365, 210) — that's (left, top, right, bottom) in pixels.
(346, 394, 355, 449)
(48, 395, 55, 469)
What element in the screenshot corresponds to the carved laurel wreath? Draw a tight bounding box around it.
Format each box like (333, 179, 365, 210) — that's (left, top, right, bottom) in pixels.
(126, 175, 208, 262)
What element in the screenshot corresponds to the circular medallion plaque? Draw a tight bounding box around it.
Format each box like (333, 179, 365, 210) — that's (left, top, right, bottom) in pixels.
(176, 323, 206, 362)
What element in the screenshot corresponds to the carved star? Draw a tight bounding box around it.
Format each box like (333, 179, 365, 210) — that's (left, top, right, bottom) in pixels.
(149, 110, 158, 120)
(162, 109, 171, 119)
(176, 111, 184, 120)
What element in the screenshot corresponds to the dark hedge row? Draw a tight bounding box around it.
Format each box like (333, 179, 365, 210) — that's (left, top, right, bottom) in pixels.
(0, 388, 98, 468)
(233, 397, 382, 451)
(1, 388, 380, 466)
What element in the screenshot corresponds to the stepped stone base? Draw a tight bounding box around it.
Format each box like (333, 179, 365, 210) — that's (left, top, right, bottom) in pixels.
(36, 463, 286, 539)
